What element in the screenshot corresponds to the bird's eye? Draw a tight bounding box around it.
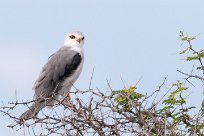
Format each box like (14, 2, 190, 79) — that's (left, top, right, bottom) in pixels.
(69, 35, 75, 39)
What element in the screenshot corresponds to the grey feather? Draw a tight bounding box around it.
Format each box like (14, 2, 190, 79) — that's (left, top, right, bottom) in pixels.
(34, 46, 82, 98)
(19, 46, 83, 120)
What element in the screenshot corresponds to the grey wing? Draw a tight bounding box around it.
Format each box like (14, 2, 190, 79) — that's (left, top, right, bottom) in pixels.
(33, 47, 82, 99)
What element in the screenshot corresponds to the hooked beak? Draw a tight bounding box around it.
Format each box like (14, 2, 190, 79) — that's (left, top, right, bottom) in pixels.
(76, 36, 85, 43)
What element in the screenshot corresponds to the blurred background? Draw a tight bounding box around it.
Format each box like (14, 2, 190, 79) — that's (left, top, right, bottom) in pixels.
(0, 0, 204, 135)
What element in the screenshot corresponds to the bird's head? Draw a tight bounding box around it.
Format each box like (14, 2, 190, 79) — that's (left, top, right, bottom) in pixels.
(64, 31, 85, 47)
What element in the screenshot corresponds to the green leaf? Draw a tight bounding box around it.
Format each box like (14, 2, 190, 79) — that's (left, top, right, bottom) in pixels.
(198, 52, 204, 58)
(186, 56, 199, 61)
(173, 116, 182, 125)
(171, 87, 188, 96)
(176, 98, 186, 105)
(181, 106, 196, 112)
(113, 86, 144, 112)
(187, 37, 196, 41)
(159, 105, 174, 113)
(181, 37, 188, 41)
(180, 37, 196, 41)
(112, 90, 121, 94)
(179, 47, 189, 54)
(202, 100, 204, 115)
(163, 98, 176, 105)
(131, 92, 144, 100)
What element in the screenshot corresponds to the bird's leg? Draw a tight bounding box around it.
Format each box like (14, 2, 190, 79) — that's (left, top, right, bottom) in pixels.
(61, 93, 71, 107)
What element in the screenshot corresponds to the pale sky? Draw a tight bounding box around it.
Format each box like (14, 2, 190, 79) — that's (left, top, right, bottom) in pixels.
(1, 0, 204, 135)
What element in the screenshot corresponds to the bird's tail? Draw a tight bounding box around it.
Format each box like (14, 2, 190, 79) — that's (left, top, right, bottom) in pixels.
(19, 101, 46, 121)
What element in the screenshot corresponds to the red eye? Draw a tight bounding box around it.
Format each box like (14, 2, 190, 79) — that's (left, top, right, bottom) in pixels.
(69, 35, 75, 39)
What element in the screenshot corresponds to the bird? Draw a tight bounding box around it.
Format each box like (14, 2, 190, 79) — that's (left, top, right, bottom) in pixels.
(19, 31, 85, 121)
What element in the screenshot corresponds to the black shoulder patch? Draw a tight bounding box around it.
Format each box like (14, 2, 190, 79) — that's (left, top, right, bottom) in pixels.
(59, 53, 82, 81)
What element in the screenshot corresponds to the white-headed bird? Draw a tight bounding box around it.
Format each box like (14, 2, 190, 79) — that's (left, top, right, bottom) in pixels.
(19, 31, 85, 120)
